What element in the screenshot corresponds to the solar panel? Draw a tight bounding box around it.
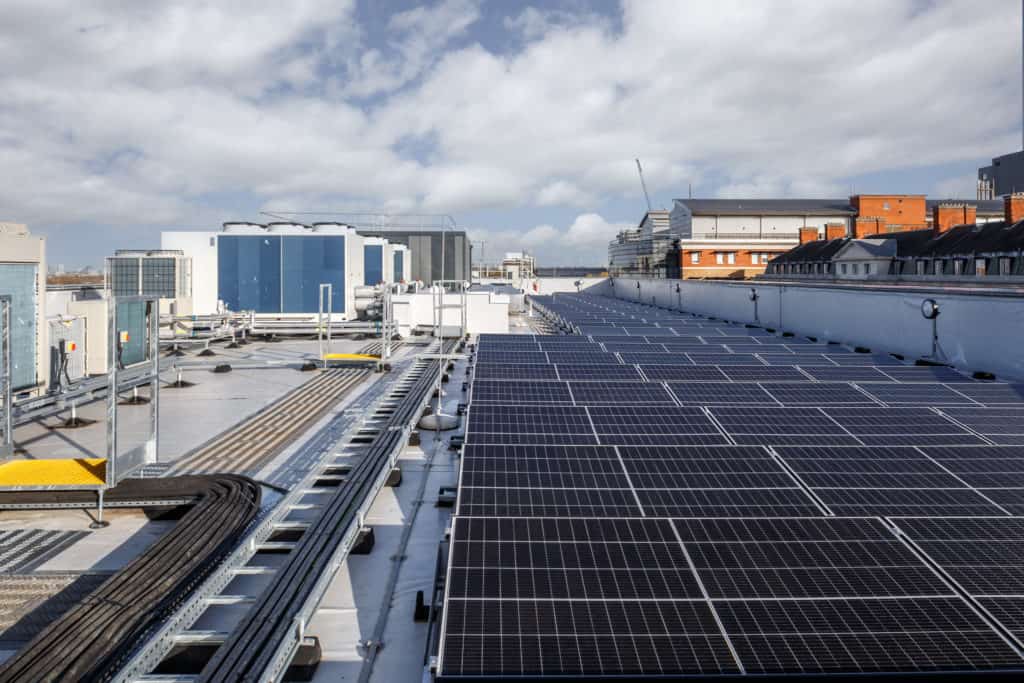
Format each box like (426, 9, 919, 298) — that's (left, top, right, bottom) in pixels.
(822, 407, 988, 446)
(438, 517, 738, 678)
(719, 365, 810, 382)
(600, 342, 668, 352)
(473, 363, 559, 381)
(878, 366, 974, 382)
(757, 353, 833, 366)
(470, 380, 573, 404)
(762, 382, 877, 406)
(445, 296, 1024, 679)
(858, 383, 980, 406)
(774, 446, 1007, 516)
(474, 351, 549, 364)
(943, 383, 1024, 406)
(897, 517, 1024, 598)
(669, 382, 776, 405)
(800, 366, 893, 382)
(687, 353, 764, 365)
(568, 381, 676, 405)
(708, 407, 861, 446)
(638, 365, 730, 382)
(555, 364, 643, 382)
(618, 352, 694, 365)
(828, 354, 905, 366)
(545, 351, 622, 365)
(937, 407, 1024, 445)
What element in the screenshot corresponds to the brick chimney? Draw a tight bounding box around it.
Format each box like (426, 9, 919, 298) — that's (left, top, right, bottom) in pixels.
(1006, 192, 1024, 224)
(825, 223, 847, 240)
(799, 227, 819, 244)
(932, 203, 977, 235)
(853, 216, 886, 238)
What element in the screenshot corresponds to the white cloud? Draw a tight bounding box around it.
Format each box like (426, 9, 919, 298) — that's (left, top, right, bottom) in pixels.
(1, 0, 1019, 267)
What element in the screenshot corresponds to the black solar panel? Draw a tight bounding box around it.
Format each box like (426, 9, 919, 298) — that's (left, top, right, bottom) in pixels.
(638, 365, 730, 382)
(473, 363, 559, 381)
(800, 366, 893, 382)
(618, 352, 694, 365)
(719, 365, 810, 382)
(569, 381, 675, 405)
(859, 383, 979, 406)
(555, 364, 643, 382)
(762, 382, 877, 406)
(471, 380, 573, 404)
(444, 295, 1024, 679)
(669, 382, 776, 405)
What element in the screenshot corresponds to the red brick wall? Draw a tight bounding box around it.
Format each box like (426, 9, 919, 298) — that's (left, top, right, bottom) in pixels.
(825, 224, 847, 240)
(799, 227, 819, 244)
(851, 195, 926, 227)
(933, 203, 977, 234)
(1006, 193, 1024, 224)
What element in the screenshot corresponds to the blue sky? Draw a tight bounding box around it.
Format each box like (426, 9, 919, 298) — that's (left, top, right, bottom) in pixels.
(1, 0, 1020, 268)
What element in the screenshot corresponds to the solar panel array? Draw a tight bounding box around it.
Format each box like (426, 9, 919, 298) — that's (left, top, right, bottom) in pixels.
(436, 293, 1024, 680)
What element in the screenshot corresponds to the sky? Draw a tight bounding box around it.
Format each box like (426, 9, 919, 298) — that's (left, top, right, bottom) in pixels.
(2, 0, 1021, 269)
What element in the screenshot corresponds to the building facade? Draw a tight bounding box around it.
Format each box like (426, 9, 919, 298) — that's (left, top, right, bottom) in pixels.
(764, 196, 1024, 283)
(979, 150, 1024, 198)
(0, 222, 47, 392)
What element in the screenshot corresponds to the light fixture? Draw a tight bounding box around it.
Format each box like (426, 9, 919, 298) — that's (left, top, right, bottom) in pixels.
(920, 299, 940, 320)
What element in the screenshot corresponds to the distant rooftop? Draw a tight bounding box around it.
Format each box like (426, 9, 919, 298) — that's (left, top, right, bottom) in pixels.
(673, 198, 857, 216)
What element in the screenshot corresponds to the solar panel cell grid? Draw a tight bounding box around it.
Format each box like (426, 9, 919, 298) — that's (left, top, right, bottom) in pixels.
(444, 294, 1024, 679)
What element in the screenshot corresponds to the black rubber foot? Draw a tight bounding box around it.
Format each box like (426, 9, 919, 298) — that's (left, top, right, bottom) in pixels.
(413, 590, 430, 622)
(854, 346, 871, 354)
(198, 348, 216, 357)
(166, 349, 187, 357)
(226, 342, 240, 349)
(236, 338, 249, 346)
(89, 520, 110, 530)
(408, 431, 421, 446)
(973, 371, 996, 381)
(166, 380, 196, 389)
(212, 364, 232, 373)
(300, 362, 318, 372)
(56, 417, 97, 429)
(118, 397, 150, 405)
(385, 467, 402, 487)
(351, 527, 375, 555)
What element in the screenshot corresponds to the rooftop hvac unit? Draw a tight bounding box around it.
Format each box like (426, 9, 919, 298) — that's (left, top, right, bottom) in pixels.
(222, 222, 266, 233)
(266, 222, 308, 233)
(311, 222, 351, 233)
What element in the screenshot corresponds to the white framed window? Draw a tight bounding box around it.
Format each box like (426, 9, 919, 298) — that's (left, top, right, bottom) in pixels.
(976, 258, 987, 276)
(916, 260, 927, 275)
(751, 253, 759, 265)
(864, 263, 872, 275)
(852, 263, 859, 275)
(1000, 257, 1012, 275)
(841, 263, 848, 275)
(726, 252, 736, 265)
(690, 252, 699, 264)
(716, 253, 724, 265)
(953, 260, 963, 275)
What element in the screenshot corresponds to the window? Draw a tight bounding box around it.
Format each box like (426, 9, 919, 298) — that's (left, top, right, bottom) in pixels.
(1000, 257, 1012, 275)
(953, 260, 963, 275)
(864, 263, 872, 275)
(690, 252, 699, 264)
(852, 263, 859, 275)
(841, 263, 848, 275)
(751, 253, 759, 265)
(882, 201, 891, 211)
(916, 260, 927, 275)
(726, 252, 736, 265)
(976, 258, 987, 276)
(715, 253, 724, 265)
(934, 260, 943, 276)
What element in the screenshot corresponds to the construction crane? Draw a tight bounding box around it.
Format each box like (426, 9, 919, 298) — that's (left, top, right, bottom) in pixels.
(635, 158, 652, 212)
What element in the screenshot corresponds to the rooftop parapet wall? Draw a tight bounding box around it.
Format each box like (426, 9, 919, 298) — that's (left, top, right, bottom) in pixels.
(593, 277, 1024, 381)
